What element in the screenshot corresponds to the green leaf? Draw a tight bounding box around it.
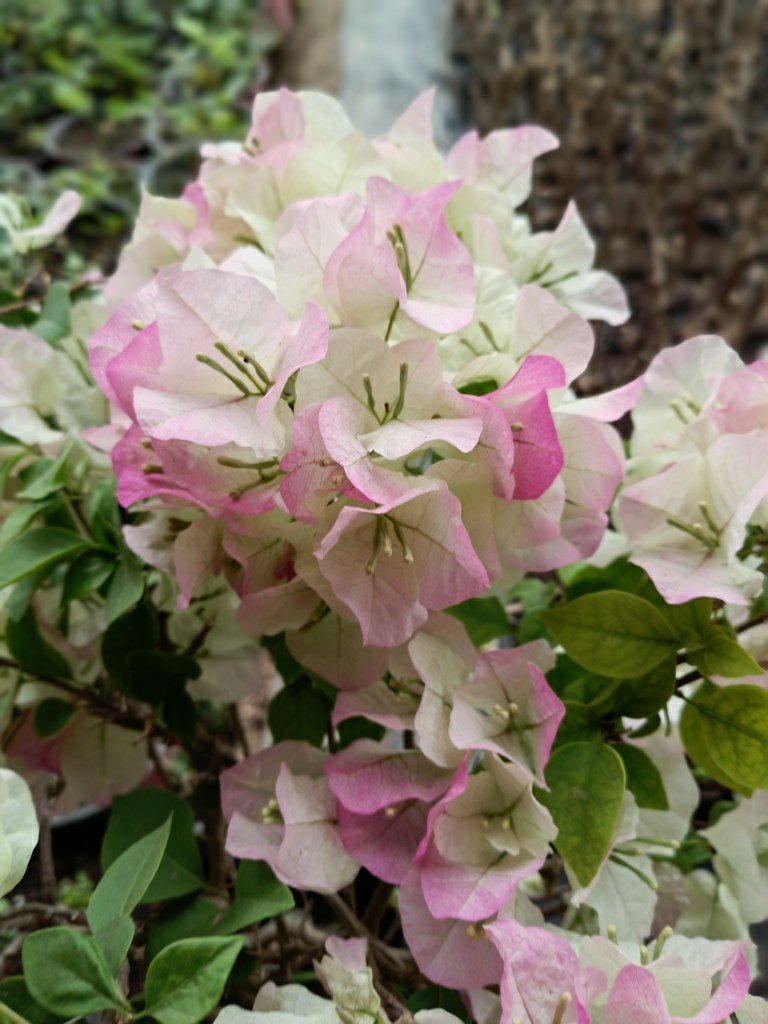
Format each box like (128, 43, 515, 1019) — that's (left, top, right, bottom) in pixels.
(679, 685, 753, 796)
(102, 789, 204, 902)
(17, 448, 70, 501)
(34, 698, 76, 738)
(689, 684, 768, 790)
(541, 591, 680, 677)
(101, 602, 160, 691)
(61, 551, 115, 603)
(687, 629, 762, 679)
(0, 977, 65, 1024)
(0, 527, 89, 590)
(6, 608, 72, 680)
(212, 861, 293, 936)
(608, 655, 678, 718)
(22, 928, 127, 1018)
(122, 652, 200, 705)
(32, 282, 71, 346)
(447, 596, 510, 646)
(562, 557, 649, 598)
(538, 741, 626, 886)
(104, 551, 145, 625)
(407, 985, 471, 1022)
(268, 677, 332, 746)
(613, 743, 669, 810)
(87, 479, 122, 549)
(146, 896, 220, 964)
(657, 597, 713, 649)
(142, 936, 243, 1024)
(337, 716, 386, 748)
(1, 498, 61, 544)
(92, 915, 134, 976)
(551, 701, 604, 751)
(163, 690, 197, 746)
(88, 817, 172, 933)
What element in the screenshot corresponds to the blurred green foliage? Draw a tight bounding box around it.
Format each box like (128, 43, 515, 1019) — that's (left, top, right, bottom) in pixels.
(0, 0, 280, 268)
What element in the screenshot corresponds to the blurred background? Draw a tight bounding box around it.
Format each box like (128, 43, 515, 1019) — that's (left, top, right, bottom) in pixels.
(2, 0, 767, 390)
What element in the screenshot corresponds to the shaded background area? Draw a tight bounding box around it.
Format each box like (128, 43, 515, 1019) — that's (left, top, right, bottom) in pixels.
(453, 0, 768, 390)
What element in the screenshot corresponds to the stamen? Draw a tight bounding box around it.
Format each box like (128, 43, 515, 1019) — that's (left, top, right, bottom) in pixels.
(697, 500, 722, 539)
(141, 438, 154, 449)
(492, 703, 511, 723)
(391, 520, 414, 563)
(261, 797, 283, 825)
(384, 806, 398, 819)
(196, 354, 252, 396)
(131, 319, 146, 331)
(669, 399, 690, 425)
(362, 373, 378, 418)
(666, 514, 719, 551)
(607, 924, 619, 945)
(236, 348, 273, 388)
(366, 519, 384, 576)
(229, 478, 272, 501)
(639, 944, 650, 966)
(551, 992, 572, 1024)
(214, 341, 262, 392)
(653, 926, 674, 960)
(142, 463, 163, 475)
(510, 422, 524, 432)
(388, 362, 409, 421)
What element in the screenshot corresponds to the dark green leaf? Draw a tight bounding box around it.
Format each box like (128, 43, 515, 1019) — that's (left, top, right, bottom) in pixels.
(447, 596, 510, 646)
(541, 591, 679, 677)
(268, 675, 331, 749)
(122, 652, 200, 705)
(551, 701, 604, 751)
(212, 861, 293, 936)
(101, 603, 160, 691)
(6, 608, 72, 680)
(538, 741, 626, 886)
(0, 527, 90, 590)
(268, 677, 332, 747)
(142, 936, 243, 1024)
(561, 557, 649, 598)
(337, 716, 386, 748)
(61, 551, 115, 603)
(608, 655, 678, 718)
(102, 789, 204, 902)
(22, 928, 127, 1018)
(88, 817, 172, 933)
(87, 479, 121, 549)
(146, 896, 220, 964)
(407, 985, 471, 1022)
(0, 976, 65, 1024)
(613, 743, 668, 810)
(34, 698, 76, 738)
(104, 551, 145, 625)
(164, 690, 197, 746)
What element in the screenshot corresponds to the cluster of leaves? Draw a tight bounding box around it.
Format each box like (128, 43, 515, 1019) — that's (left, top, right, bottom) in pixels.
(0, 798, 294, 1023)
(0, 0, 280, 264)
